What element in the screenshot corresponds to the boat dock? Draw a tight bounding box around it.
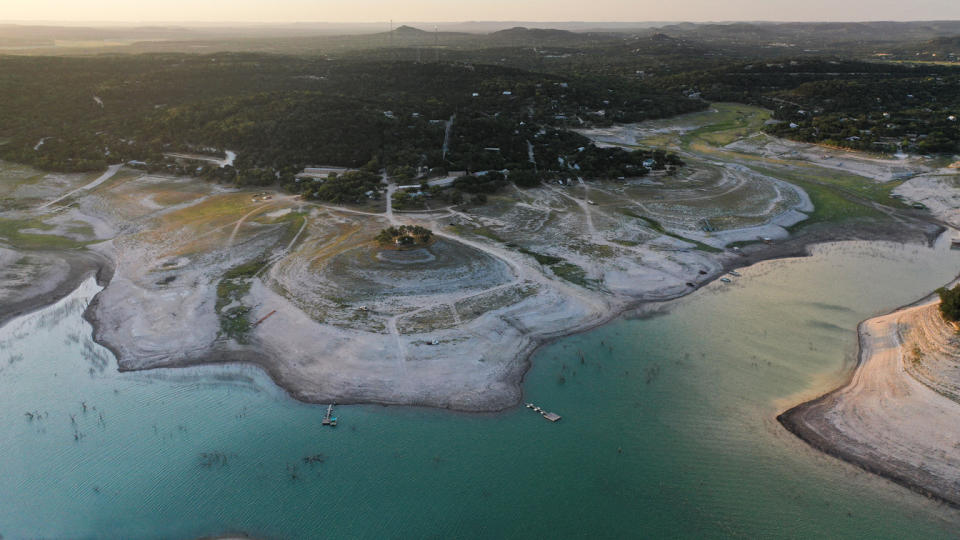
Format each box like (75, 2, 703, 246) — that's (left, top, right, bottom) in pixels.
(525, 403, 562, 422)
(322, 404, 338, 426)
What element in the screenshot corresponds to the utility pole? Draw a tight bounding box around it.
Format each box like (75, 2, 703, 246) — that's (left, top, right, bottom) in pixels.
(390, 19, 396, 60)
(434, 25, 439, 63)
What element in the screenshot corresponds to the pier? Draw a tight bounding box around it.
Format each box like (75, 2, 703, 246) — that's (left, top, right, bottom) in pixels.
(525, 403, 562, 422)
(322, 404, 338, 426)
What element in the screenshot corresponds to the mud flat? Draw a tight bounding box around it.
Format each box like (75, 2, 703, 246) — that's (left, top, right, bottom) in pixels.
(779, 298, 960, 507)
(895, 170, 960, 228)
(0, 247, 111, 329)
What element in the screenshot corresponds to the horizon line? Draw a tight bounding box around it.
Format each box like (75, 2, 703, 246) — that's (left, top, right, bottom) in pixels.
(3, 18, 960, 26)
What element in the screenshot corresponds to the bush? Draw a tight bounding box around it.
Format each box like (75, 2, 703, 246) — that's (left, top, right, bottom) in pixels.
(308, 170, 381, 203)
(510, 169, 540, 188)
(453, 173, 507, 194)
(375, 225, 433, 246)
(937, 284, 960, 322)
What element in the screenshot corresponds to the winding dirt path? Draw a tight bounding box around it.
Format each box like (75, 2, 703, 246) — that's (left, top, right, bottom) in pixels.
(38, 164, 123, 210)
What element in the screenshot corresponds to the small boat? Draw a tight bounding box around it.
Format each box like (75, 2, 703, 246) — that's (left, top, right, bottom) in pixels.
(720, 277, 732, 283)
(728, 270, 741, 277)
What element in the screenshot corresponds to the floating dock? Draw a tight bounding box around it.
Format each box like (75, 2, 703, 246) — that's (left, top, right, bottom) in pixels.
(525, 403, 561, 422)
(322, 404, 338, 426)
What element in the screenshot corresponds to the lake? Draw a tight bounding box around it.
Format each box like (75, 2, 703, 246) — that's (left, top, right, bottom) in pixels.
(1, 238, 959, 539)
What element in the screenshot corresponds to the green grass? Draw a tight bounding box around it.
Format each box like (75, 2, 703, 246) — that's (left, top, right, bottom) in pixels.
(222, 259, 267, 281)
(275, 212, 307, 247)
(517, 247, 562, 266)
(448, 224, 505, 243)
(665, 102, 902, 231)
(790, 181, 883, 229)
(752, 164, 908, 208)
(617, 209, 722, 252)
(550, 262, 594, 288)
(681, 103, 772, 149)
(0, 218, 87, 250)
(219, 306, 253, 342)
(742, 166, 889, 228)
(215, 259, 268, 343)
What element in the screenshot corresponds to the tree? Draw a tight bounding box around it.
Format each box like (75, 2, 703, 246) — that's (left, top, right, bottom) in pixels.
(938, 284, 960, 322)
(510, 169, 540, 188)
(375, 225, 432, 246)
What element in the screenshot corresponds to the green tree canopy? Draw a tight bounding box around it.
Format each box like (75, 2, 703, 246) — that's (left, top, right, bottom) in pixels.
(937, 284, 960, 322)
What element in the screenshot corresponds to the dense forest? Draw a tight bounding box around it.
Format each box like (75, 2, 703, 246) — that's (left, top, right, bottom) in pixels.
(656, 59, 960, 153)
(0, 53, 698, 186)
(1, 21, 959, 195)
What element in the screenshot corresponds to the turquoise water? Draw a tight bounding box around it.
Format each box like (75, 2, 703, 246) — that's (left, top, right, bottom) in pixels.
(2, 239, 960, 539)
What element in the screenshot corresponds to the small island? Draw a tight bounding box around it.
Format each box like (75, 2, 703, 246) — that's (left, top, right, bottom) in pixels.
(375, 225, 434, 248)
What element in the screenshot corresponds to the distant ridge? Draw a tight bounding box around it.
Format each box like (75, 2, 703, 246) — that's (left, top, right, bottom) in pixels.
(392, 24, 429, 35)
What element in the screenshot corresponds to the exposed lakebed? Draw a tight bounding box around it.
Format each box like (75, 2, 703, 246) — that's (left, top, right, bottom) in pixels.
(1, 238, 959, 538)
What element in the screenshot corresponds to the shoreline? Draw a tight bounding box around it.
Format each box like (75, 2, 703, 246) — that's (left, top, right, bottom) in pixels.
(0, 249, 114, 330)
(778, 285, 960, 509)
(73, 216, 941, 413)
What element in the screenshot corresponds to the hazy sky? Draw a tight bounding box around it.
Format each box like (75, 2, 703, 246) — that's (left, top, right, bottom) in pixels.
(5, 0, 960, 24)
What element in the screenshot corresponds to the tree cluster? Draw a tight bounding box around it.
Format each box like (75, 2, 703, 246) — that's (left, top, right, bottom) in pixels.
(375, 225, 433, 246)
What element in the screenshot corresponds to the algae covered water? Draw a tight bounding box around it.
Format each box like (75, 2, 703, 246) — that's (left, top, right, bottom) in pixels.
(2, 239, 960, 539)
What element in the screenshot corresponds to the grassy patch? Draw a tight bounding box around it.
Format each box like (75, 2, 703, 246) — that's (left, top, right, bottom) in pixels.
(448, 223, 505, 243)
(791, 183, 882, 229)
(162, 192, 258, 230)
(681, 103, 772, 148)
(276, 211, 307, 247)
(215, 259, 268, 343)
(219, 306, 253, 342)
(0, 218, 86, 250)
(222, 259, 268, 281)
(740, 168, 889, 228)
(617, 209, 722, 252)
(517, 247, 562, 265)
(150, 190, 205, 207)
(550, 262, 596, 288)
(752, 164, 908, 209)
